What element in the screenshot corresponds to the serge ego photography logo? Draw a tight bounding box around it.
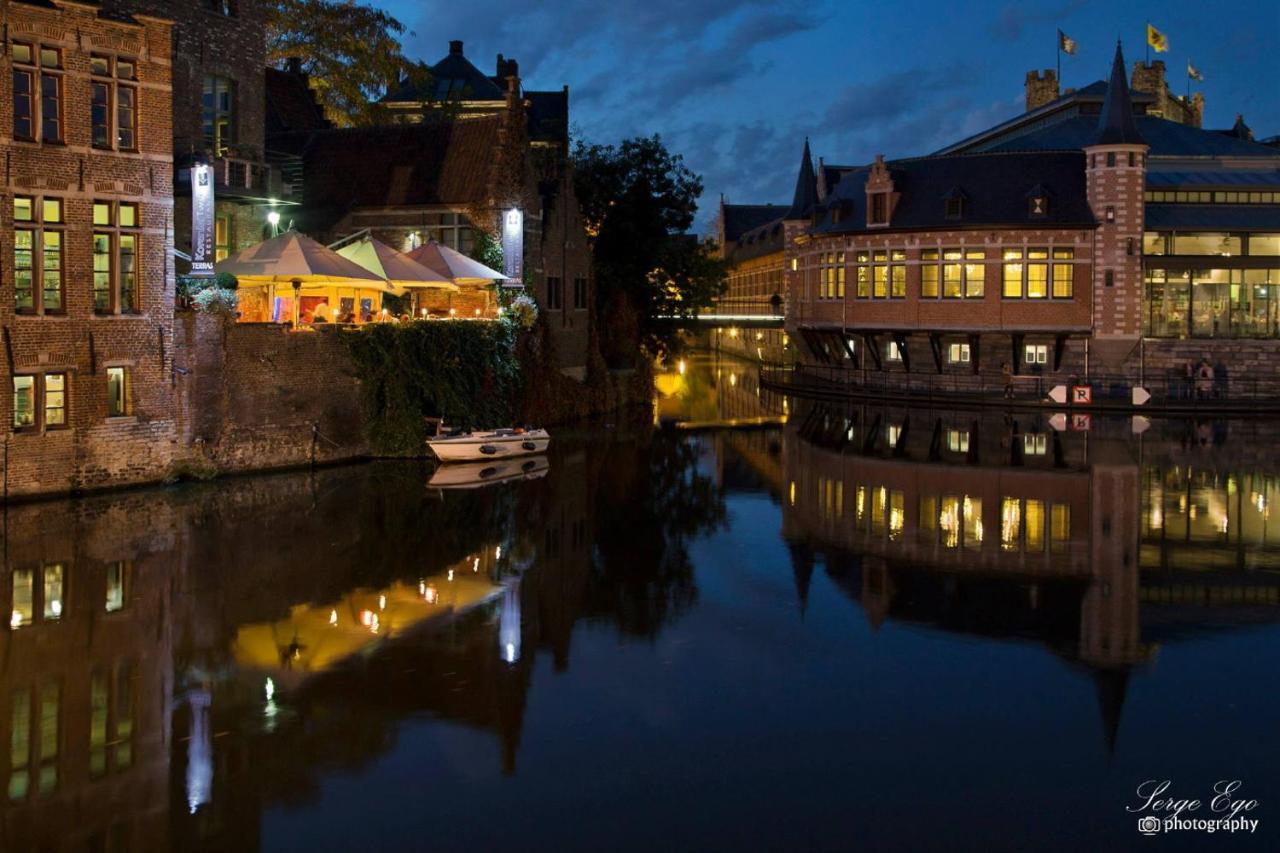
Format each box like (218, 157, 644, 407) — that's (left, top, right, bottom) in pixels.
(1128, 780, 1261, 836)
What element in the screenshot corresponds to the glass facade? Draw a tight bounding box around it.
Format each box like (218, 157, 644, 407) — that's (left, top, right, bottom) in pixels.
(1143, 232, 1280, 338)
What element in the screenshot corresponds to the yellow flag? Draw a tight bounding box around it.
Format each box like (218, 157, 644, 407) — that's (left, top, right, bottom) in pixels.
(1147, 23, 1169, 53)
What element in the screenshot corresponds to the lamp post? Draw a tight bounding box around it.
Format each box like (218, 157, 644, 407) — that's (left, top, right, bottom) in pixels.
(268, 209, 281, 238)
(292, 279, 302, 329)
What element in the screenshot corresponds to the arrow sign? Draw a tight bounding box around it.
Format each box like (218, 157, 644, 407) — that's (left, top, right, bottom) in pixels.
(1048, 412, 1068, 432)
(1132, 386, 1151, 406)
(1047, 385, 1068, 404)
(1132, 415, 1151, 435)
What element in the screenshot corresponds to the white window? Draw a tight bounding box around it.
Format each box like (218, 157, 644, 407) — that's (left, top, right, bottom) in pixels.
(1025, 344, 1048, 365)
(948, 342, 970, 363)
(947, 429, 970, 453)
(886, 424, 903, 446)
(1023, 433, 1048, 456)
(886, 341, 902, 362)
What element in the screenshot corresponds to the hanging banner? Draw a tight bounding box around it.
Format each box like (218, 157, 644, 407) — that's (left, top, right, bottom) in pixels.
(501, 207, 523, 284)
(191, 162, 216, 277)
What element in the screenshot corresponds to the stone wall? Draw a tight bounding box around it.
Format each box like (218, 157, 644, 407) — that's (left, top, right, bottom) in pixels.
(174, 314, 369, 473)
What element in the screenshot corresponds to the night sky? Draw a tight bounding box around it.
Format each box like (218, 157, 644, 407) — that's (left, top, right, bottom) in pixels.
(377, 0, 1279, 230)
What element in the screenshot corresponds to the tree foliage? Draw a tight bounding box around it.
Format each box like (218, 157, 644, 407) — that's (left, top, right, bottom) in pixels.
(573, 135, 726, 358)
(265, 0, 429, 127)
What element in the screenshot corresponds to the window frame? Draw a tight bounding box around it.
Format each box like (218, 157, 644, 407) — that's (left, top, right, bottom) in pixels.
(106, 366, 133, 418)
(13, 373, 69, 433)
(92, 201, 142, 314)
(13, 196, 66, 315)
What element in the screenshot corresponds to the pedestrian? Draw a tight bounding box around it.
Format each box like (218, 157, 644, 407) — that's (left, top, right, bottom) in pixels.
(1196, 360, 1214, 399)
(1002, 362, 1015, 400)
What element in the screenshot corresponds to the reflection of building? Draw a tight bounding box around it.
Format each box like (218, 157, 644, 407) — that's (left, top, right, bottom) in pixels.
(1, 0, 179, 497)
(775, 46, 1280, 391)
(0, 497, 176, 851)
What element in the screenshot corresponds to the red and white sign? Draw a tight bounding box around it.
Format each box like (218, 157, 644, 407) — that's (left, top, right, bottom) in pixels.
(1072, 385, 1092, 404)
(1072, 413, 1092, 431)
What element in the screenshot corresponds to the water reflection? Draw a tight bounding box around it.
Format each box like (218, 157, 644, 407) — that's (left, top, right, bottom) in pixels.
(0, 358, 1278, 849)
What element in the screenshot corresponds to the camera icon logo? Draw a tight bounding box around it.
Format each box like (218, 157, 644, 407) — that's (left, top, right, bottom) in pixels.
(1138, 816, 1162, 835)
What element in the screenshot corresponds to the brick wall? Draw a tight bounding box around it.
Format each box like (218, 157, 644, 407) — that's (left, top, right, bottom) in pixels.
(1, 2, 179, 499)
(1084, 143, 1146, 346)
(174, 314, 369, 472)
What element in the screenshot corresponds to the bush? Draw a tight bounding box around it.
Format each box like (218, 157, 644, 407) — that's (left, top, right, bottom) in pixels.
(345, 320, 522, 455)
(192, 288, 239, 315)
(179, 272, 238, 311)
(503, 294, 538, 330)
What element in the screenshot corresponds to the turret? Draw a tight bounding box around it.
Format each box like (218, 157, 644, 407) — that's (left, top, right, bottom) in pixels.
(1025, 69, 1060, 112)
(1084, 43, 1148, 342)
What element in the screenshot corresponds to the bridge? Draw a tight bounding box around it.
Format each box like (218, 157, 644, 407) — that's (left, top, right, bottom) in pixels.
(653, 312, 785, 329)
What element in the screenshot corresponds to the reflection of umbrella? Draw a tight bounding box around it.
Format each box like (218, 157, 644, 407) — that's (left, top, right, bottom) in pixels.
(335, 236, 459, 292)
(406, 239, 504, 284)
(215, 231, 397, 326)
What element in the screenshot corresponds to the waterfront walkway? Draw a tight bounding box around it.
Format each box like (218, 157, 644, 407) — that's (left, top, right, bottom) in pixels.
(761, 365, 1280, 415)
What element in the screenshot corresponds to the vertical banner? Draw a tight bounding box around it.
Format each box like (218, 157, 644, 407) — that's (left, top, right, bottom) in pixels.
(501, 207, 523, 284)
(191, 163, 215, 277)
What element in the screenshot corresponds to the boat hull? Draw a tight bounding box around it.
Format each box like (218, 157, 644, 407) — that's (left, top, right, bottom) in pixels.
(426, 429, 551, 463)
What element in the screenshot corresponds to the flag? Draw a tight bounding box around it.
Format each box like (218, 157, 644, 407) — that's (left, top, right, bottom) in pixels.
(1187, 60, 1204, 82)
(1058, 29, 1078, 55)
(1147, 23, 1169, 53)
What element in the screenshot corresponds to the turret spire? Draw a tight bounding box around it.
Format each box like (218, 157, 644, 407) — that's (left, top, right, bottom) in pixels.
(1094, 42, 1145, 146)
(785, 138, 818, 220)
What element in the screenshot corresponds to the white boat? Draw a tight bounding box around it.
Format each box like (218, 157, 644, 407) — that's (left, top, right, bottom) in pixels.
(426, 428, 551, 463)
(428, 456, 550, 489)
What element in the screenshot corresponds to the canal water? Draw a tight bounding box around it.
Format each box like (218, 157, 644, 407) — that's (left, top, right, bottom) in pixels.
(4, 351, 1280, 852)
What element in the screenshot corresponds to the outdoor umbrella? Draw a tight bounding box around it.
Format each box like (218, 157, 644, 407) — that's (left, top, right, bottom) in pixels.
(335, 235, 460, 292)
(215, 230, 397, 326)
(405, 238, 505, 285)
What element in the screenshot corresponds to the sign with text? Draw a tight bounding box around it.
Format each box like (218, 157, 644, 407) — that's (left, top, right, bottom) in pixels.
(1072, 385, 1093, 404)
(501, 207, 523, 283)
(1072, 413, 1092, 431)
(191, 163, 215, 277)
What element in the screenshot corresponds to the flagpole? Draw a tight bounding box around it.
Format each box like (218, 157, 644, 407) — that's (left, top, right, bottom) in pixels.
(1056, 32, 1061, 82)
(1145, 21, 1150, 64)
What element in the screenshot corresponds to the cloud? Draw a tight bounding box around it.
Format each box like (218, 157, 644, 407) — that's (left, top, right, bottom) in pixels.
(988, 0, 1090, 41)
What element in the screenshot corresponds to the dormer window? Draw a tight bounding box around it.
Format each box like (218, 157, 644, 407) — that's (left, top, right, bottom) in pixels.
(945, 197, 963, 219)
(1029, 195, 1048, 217)
(870, 193, 887, 225)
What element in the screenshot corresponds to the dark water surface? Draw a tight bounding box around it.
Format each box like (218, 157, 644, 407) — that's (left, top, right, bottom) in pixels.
(4, 353, 1280, 852)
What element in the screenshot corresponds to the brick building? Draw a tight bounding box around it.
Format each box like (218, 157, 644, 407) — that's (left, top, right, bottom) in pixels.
(268, 40, 593, 373)
(0, 0, 178, 496)
(783, 45, 1280, 392)
(106, 0, 284, 265)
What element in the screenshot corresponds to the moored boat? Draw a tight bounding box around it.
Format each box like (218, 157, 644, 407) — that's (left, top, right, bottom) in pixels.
(426, 428, 551, 463)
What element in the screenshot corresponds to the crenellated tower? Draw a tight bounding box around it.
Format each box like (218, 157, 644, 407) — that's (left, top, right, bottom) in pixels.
(1084, 43, 1148, 349)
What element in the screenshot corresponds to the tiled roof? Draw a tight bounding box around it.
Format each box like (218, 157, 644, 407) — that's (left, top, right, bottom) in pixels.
(265, 68, 330, 135)
(985, 116, 1280, 158)
(1145, 204, 1280, 230)
(286, 119, 500, 231)
(723, 204, 786, 242)
(814, 151, 1095, 234)
(727, 219, 785, 263)
(384, 47, 505, 103)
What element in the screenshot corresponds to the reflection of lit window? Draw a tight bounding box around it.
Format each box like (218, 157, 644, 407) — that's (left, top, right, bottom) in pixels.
(9, 689, 31, 800)
(919, 495, 937, 533)
(38, 683, 58, 794)
(90, 671, 108, 778)
(114, 663, 133, 770)
(42, 564, 62, 621)
(1001, 497, 1021, 551)
(871, 487, 887, 534)
(947, 429, 969, 453)
(940, 496, 960, 548)
(888, 490, 905, 541)
(1026, 500, 1046, 552)
(963, 496, 983, 550)
(886, 424, 902, 446)
(856, 485, 867, 523)
(11, 570, 34, 628)
(1023, 433, 1048, 456)
(105, 561, 128, 612)
(1050, 504, 1071, 552)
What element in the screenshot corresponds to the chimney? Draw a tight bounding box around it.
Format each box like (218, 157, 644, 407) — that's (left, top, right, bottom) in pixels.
(496, 53, 504, 76)
(1024, 69, 1059, 112)
(449, 40, 464, 56)
(285, 56, 302, 75)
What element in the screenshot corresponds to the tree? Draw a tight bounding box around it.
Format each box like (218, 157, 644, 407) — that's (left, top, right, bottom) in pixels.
(573, 135, 726, 358)
(265, 0, 429, 127)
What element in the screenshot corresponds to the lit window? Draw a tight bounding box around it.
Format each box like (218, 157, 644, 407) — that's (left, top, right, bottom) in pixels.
(886, 340, 902, 362)
(948, 342, 970, 363)
(921, 249, 939, 298)
(947, 429, 969, 453)
(1023, 433, 1048, 456)
(1026, 248, 1049, 299)
(1025, 344, 1048, 365)
(1002, 249, 1024, 298)
(13, 374, 67, 431)
(106, 367, 132, 417)
(202, 76, 237, 154)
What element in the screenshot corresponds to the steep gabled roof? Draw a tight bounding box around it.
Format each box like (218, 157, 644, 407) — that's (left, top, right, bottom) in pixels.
(814, 151, 1095, 234)
(723, 204, 786, 242)
(785, 140, 818, 220)
(1093, 43, 1145, 146)
(265, 68, 331, 135)
(383, 41, 505, 103)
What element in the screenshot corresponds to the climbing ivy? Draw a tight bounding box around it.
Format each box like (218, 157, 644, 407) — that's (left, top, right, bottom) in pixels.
(345, 321, 522, 455)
